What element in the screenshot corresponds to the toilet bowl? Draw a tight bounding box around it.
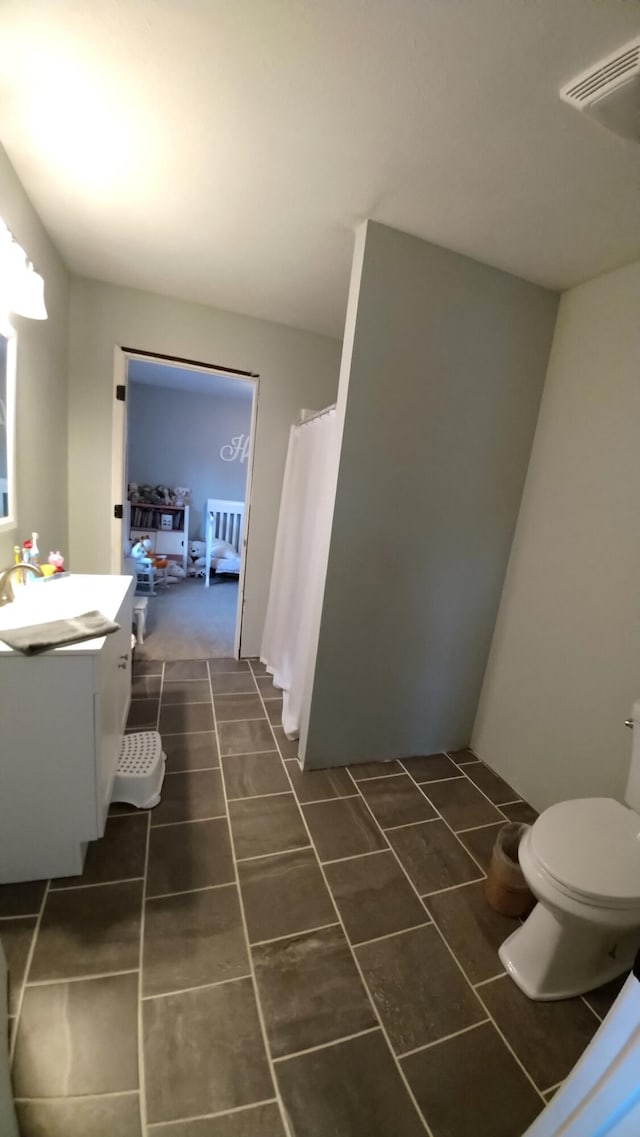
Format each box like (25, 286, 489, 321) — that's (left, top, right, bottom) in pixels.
(500, 700, 640, 1000)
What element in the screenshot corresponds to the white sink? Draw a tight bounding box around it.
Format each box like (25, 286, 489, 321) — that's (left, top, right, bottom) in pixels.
(0, 573, 133, 650)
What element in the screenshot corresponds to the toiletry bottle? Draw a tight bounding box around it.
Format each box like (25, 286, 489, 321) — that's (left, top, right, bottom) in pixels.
(22, 539, 31, 564)
(30, 532, 40, 565)
(13, 545, 20, 565)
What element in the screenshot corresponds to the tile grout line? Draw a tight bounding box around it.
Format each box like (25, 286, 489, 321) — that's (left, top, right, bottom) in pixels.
(9, 878, 51, 1066)
(208, 659, 296, 1137)
(321, 847, 388, 866)
(252, 684, 435, 1137)
(235, 844, 312, 865)
(25, 968, 139, 989)
(351, 775, 547, 1107)
(421, 877, 486, 899)
(473, 972, 507, 988)
(382, 816, 440, 834)
(352, 920, 433, 950)
(49, 876, 145, 892)
(272, 1025, 381, 1065)
(147, 1097, 280, 1129)
(15, 1089, 141, 1104)
(142, 973, 253, 1001)
(396, 1018, 491, 1060)
(250, 922, 341, 949)
(151, 814, 228, 829)
(146, 881, 236, 902)
(580, 994, 604, 1024)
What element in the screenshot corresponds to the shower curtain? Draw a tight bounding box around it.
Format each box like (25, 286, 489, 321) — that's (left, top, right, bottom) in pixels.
(261, 406, 337, 739)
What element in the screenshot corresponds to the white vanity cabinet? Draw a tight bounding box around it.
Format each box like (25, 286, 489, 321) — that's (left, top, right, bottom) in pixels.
(0, 575, 133, 883)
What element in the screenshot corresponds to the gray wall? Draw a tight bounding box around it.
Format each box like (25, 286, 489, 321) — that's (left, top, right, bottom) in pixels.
(67, 277, 341, 655)
(127, 381, 252, 538)
(0, 143, 69, 567)
(473, 261, 640, 811)
(304, 221, 558, 767)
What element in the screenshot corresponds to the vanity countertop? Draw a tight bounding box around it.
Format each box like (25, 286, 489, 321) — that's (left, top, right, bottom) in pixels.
(0, 572, 133, 654)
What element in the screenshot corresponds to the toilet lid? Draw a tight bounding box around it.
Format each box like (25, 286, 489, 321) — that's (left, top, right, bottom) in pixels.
(531, 798, 640, 907)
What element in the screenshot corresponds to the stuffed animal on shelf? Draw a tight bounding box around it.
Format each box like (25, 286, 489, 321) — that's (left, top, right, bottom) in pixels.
(173, 486, 191, 507)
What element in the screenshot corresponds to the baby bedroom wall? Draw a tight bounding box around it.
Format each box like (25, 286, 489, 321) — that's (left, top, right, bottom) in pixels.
(126, 364, 253, 542)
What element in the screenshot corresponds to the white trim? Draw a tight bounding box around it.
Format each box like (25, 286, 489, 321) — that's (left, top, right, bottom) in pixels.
(0, 322, 17, 533)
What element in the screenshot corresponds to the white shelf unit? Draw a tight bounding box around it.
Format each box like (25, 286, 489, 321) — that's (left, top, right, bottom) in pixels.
(125, 501, 190, 574)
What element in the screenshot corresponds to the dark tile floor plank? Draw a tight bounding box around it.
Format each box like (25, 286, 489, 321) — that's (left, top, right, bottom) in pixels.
(151, 769, 226, 826)
(276, 1029, 426, 1137)
(285, 761, 356, 804)
(229, 795, 309, 860)
(347, 760, 403, 780)
(401, 753, 462, 783)
(211, 672, 257, 695)
(13, 973, 139, 1097)
(165, 660, 209, 681)
(160, 702, 215, 735)
(132, 673, 162, 699)
(387, 820, 483, 895)
(584, 972, 629, 1019)
(265, 699, 283, 726)
(143, 977, 273, 1124)
(426, 881, 519, 984)
(223, 753, 290, 799)
(127, 698, 159, 730)
(214, 694, 266, 722)
(254, 675, 281, 696)
(448, 748, 478, 765)
(324, 850, 427, 945)
(238, 848, 336, 944)
(356, 924, 485, 1053)
(51, 813, 148, 889)
(424, 779, 503, 831)
(464, 763, 520, 806)
(147, 818, 234, 897)
(254, 925, 376, 1058)
(209, 658, 251, 674)
(29, 881, 143, 981)
(480, 975, 599, 1090)
(271, 727, 299, 760)
(162, 732, 219, 773)
(143, 884, 249, 997)
(152, 1102, 285, 1136)
(0, 879, 46, 917)
(0, 916, 36, 1013)
(457, 822, 503, 873)
(162, 679, 212, 704)
(302, 797, 387, 862)
(15, 1094, 142, 1137)
(402, 1020, 542, 1137)
(218, 719, 275, 756)
(358, 774, 437, 829)
(500, 801, 539, 826)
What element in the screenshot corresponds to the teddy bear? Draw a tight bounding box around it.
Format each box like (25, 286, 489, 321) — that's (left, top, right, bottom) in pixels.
(173, 486, 191, 507)
(188, 540, 207, 577)
(128, 483, 140, 504)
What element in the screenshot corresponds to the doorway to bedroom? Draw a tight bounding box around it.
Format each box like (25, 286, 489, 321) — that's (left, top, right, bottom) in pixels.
(121, 352, 257, 660)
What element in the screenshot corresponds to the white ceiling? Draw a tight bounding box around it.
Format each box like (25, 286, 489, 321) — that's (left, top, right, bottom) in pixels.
(128, 358, 254, 400)
(0, 0, 638, 339)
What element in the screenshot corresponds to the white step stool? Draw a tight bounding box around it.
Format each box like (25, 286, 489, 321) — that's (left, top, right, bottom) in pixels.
(112, 731, 166, 809)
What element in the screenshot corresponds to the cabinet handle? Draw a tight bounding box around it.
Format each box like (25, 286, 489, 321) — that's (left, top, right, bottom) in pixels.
(119, 653, 129, 662)
(118, 661, 128, 670)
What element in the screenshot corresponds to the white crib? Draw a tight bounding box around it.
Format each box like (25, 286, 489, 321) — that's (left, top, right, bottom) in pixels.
(204, 498, 245, 587)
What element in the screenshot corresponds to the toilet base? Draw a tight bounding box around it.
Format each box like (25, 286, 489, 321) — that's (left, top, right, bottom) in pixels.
(499, 901, 639, 1000)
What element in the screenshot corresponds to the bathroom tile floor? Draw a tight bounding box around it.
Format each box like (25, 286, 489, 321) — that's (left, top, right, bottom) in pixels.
(1, 657, 626, 1137)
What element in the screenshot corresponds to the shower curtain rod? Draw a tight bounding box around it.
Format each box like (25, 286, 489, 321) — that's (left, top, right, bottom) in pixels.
(298, 403, 336, 426)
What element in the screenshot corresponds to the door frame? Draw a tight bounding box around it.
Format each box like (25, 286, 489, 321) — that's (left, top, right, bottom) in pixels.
(110, 346, 259, 659)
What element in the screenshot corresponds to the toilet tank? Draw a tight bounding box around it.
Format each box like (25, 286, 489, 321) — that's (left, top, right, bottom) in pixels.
(623, 699, 640, 812)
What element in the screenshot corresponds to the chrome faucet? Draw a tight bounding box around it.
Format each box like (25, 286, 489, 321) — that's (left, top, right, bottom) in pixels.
(0, 562, 45, 606)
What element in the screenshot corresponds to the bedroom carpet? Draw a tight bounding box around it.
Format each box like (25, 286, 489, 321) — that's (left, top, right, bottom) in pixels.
(134, 576, 238, 659)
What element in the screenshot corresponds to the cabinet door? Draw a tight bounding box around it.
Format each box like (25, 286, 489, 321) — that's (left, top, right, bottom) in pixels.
(156, 531, 185, 557)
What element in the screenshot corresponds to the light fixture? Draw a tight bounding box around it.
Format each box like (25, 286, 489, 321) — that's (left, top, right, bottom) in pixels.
(0, 217, 48, 321)
(12, 262, 47, 320)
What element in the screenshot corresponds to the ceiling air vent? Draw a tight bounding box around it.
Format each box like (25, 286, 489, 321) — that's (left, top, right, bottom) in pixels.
(560, 39, 640, 142)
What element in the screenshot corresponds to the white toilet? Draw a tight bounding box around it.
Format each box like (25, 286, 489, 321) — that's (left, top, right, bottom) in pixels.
(499, 699, 640, 1000)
